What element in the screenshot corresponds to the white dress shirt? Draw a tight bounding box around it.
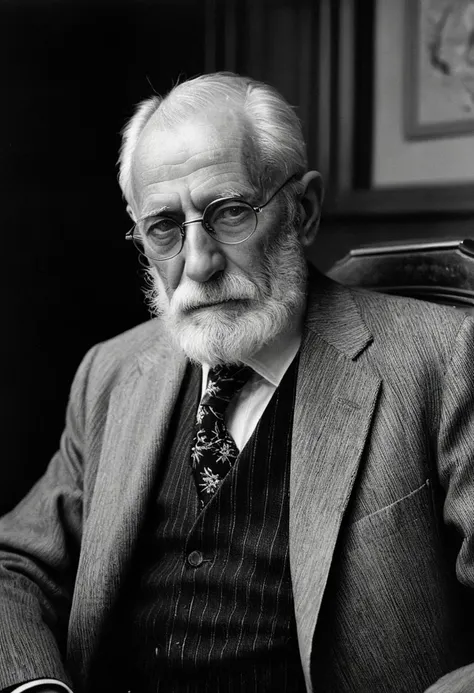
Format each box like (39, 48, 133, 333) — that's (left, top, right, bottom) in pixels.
(201, 317, 303, 450)
(12, 314, 302, 693)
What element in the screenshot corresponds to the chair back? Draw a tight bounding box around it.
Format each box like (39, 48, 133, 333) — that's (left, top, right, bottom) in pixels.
(327, 239, 474, 316)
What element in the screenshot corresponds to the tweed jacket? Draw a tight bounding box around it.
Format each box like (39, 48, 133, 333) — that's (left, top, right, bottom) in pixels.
(1, 270, 474, 693)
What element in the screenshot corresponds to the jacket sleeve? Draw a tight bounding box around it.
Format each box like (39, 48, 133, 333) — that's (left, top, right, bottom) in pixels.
(438, 316, 474, 588)
(426, 315, 474, 693)
(0, 345, 99, 691)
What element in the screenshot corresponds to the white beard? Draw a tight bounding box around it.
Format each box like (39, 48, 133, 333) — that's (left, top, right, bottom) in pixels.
(144, 229, 308, 366)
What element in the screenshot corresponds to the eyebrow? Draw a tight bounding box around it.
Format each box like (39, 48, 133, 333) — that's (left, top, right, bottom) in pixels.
(193, 188, 247, 208)
(141, 188, 250, 220)
(140, 205, 172, 220)
(214, 188, 245, 199)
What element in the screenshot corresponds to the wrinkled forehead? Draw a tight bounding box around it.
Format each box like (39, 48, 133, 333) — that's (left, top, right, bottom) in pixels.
(130, 108, 254, 198)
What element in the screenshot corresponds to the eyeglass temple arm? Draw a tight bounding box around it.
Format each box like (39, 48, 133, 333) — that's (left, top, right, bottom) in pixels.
(255, 174, 300, 212)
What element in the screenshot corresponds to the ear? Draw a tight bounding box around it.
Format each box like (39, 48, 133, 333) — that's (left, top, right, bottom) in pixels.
(126, 204, 137, 223)
(297, 171, 323, 249)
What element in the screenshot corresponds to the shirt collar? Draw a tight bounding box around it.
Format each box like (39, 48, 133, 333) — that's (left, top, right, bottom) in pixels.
(201, 310, 303, 391)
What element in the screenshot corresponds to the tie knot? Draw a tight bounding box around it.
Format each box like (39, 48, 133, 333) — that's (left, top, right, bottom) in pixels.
(202, 364, 253, 410)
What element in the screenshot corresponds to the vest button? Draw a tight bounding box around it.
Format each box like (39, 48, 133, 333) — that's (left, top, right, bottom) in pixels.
(187, 550, 204, 567)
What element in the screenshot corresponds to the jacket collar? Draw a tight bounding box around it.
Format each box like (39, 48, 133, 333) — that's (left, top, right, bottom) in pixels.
(303, 267, 373, 360)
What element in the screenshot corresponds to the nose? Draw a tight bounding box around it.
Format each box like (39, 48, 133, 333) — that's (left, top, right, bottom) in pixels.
(182, 220, 226, 283)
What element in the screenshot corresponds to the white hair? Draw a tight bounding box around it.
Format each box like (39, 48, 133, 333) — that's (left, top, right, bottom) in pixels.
(117, 72, 308, 215)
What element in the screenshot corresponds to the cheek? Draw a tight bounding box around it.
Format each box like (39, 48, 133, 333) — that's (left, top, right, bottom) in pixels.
(151, 258, 183, 294)
(226, 238, 268, 276)
(239, 215, 283, 272)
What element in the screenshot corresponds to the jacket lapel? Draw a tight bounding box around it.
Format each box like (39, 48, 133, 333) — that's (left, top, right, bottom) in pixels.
(68, 333, 188, 685)
(290, 274, 381, 692)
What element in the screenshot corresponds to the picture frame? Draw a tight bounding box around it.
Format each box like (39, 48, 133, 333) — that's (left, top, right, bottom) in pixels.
(323, 0, 474, 217)
(404, 0, 474, 140)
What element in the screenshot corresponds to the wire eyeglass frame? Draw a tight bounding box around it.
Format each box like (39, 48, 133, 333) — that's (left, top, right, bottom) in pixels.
(125, 174, 298, 261)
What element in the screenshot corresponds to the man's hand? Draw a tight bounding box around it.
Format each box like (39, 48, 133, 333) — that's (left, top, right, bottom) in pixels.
(425, 663, 474, 692)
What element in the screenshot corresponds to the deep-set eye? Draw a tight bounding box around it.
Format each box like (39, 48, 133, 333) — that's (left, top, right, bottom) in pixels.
(145, 217, 180, 242)
(211, 202, 254, 227)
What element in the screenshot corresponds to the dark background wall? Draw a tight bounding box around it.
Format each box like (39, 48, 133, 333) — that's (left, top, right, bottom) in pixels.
(0, 0, 206, 514)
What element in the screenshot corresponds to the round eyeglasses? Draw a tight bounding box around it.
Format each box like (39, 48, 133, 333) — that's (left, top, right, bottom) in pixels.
(125, 175, 298, 261)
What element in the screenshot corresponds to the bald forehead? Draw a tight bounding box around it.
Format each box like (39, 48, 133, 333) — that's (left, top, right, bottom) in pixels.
(148, 102, 247, 136)
(133, 108, 250, 182)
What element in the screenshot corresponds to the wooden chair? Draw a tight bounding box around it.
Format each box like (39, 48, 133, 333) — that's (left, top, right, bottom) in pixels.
(327, 239, 474, 316)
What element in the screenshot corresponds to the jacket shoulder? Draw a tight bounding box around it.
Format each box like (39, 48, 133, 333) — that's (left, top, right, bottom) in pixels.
(351, 285, 467, 336)
(306, 270, 471, 364)
(348, 285, 472, 370)
(94, 318, 166, 363)
(72, 318, 172, 401)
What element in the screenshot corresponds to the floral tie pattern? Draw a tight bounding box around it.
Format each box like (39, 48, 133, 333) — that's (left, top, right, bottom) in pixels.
(190, 364, 252, 507)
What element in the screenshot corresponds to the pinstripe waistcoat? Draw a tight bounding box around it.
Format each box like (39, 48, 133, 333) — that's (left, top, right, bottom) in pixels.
(113, 358, 305, 692)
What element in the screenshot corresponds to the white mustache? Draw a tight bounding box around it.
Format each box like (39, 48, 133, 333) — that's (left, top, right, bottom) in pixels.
(170, 273, 262, 314)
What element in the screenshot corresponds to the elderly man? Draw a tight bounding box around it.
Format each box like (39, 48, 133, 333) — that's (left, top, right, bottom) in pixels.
(1, 72, 474, 693)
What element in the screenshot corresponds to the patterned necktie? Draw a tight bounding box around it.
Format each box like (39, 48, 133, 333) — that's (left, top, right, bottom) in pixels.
(190, 364, 252, 507)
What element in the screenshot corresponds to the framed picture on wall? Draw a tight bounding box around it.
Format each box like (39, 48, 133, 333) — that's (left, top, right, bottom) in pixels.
(405, 0, 474, 140)
(323, 0, 474, 216)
